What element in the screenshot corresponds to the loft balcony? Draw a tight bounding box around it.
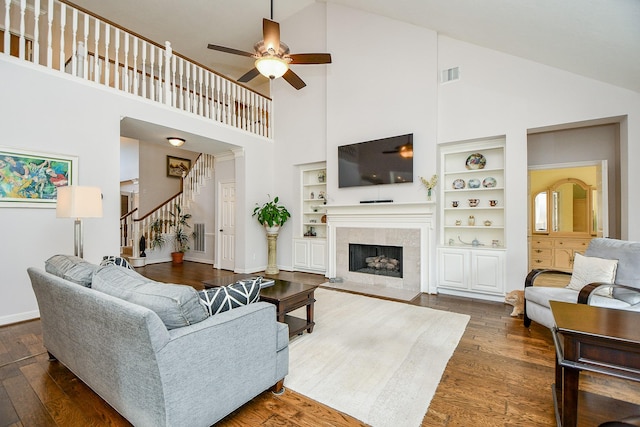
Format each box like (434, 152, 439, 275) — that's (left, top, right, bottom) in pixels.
(0, 0, 272, 138)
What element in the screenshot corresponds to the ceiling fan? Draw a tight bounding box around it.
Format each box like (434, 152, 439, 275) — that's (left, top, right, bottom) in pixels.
(207, 1, 332, 90)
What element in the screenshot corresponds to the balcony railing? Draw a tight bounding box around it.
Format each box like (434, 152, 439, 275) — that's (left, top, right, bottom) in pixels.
(1, 0, 272, 138)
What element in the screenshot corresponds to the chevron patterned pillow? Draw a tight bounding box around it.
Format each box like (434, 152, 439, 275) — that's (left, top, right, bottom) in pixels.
(198, 277, 262, 316)
(100, 256, 135, 270)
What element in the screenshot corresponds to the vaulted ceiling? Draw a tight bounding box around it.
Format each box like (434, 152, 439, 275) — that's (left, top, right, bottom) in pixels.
(68, 0, 640, 95)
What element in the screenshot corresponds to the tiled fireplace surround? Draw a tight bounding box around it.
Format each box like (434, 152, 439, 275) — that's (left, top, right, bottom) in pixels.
(326, 203, 436, 294)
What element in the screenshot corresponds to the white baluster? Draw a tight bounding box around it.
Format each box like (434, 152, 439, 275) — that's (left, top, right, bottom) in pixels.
(185, 62, 191, 111)
(58, 2, 65, 71)
(204, 71, 210, 118)
(93, 17, 100, 83)
(157, 45, 163, 103)
(82, 14, 88, 79)
(164, 41, 171, 105)
(198, 67, 203, 115)
(33, 0, 40, 63)
(149, 44, 155, 101)
(141, 42, 146, 98)
(46, 0, 53, 67)
(71, 9, 77, 75)
(3, 0, 10, 56)
(177, 57, 184, 109)
(123, 33, 129, 92)
(104, 24, 110, 86)
(132, 37, 139, 95)
(19, 0, 26, 60)
(171, 54, 176, 107)
(114, 28, 120, 90)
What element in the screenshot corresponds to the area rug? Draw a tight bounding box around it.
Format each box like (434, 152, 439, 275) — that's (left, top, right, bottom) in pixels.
(286, 288, 470, 427)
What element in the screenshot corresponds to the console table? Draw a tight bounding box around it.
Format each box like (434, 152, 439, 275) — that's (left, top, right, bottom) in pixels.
(550, 301, 640, 427)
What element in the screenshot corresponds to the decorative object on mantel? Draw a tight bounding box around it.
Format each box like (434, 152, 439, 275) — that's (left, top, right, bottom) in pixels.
(252, 195, 291, 274)
(420, 174, 438, 201)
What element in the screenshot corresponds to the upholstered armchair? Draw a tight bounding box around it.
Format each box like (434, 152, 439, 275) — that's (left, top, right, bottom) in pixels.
(524, 238, 640, 329)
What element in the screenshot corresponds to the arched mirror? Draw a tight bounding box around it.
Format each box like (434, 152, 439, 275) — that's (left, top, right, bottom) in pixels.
(532, 178, 593, 236)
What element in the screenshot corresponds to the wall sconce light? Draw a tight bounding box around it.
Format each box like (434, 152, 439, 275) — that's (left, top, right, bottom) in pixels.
(56, 186, 103, 258)
(167, 137, 185, 147)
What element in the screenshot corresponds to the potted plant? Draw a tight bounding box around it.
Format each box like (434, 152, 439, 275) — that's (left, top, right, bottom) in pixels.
(252, 195, 291, 234)
(252, 195, 290, 274)
(149, 203, 196, 264)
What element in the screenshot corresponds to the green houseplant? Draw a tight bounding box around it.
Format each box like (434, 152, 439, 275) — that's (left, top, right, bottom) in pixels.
(149, 203, 196, 264)
(252, 195, 290, 274)
(252, 195, 291, 230)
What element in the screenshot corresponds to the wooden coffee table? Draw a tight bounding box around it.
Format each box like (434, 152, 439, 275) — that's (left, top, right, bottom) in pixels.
(260, 280, 318, 338)
(202, 276, 318, 338)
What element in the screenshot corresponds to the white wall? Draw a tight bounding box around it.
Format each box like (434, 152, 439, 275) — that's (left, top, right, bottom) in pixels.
(0, 57, 273, 324)
(119, 136, 139, 181)
(273, 4, 640, 295)
(436, 35, 640, 291)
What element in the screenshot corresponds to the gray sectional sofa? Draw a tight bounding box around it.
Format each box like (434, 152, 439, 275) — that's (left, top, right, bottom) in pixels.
(28, 256, 289, 427)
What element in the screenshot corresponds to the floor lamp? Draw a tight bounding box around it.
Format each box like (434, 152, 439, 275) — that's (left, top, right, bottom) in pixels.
(56, 186, 103, 258)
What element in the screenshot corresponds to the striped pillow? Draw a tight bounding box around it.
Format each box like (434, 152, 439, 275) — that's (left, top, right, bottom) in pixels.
(198, 277, 261, 316)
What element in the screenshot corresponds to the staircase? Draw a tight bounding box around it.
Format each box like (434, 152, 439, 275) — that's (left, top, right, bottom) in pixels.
(120, 153, 215, 263)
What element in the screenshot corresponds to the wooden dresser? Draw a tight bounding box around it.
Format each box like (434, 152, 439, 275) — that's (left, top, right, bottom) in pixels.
(529, 236, 591, 272)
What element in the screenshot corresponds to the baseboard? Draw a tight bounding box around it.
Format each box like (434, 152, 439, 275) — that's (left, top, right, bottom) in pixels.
(437, 287, 505, 303)
(0, 309, 40, 326)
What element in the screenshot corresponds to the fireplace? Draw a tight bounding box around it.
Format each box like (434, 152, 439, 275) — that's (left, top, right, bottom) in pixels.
(325, 202, 436, 293)
(349, 243, 403, 278)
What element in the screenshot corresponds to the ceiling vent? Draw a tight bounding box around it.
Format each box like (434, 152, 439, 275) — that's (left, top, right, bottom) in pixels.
(441, 67, 460, 83)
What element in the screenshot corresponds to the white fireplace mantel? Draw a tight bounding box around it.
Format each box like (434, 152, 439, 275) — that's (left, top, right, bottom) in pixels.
(325, 202, 436, 293)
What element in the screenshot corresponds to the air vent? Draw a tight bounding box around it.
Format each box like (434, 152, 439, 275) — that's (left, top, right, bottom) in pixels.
(193, 223, 205, 252)
(441, 67, 460, 83)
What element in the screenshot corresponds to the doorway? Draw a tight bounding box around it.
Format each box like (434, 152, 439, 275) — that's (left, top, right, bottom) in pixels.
(217, 181, 236, 271)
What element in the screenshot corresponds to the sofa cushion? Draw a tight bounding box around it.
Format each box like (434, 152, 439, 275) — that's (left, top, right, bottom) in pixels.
(45, 254, 98, 287)
(566, 253, 617, 297)
(100, 255, 135, 270)
(525, 286, 630, 310)
(198, 277, 261, 316)
(585, 238, 640, 288)
(92, 265, 208, 330)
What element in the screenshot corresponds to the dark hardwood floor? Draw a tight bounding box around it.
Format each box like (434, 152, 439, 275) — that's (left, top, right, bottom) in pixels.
(2, 261, 639, 426)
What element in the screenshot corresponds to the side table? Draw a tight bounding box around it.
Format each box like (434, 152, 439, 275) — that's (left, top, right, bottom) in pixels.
(259, 280, 318, 338)
(550, 301, 640, 427)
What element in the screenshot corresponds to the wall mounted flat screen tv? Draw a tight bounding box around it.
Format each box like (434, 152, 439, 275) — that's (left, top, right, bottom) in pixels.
(338, 134, 413, 188)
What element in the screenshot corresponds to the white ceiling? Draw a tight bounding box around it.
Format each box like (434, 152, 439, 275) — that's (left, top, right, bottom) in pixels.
(69, 0, 640, 95)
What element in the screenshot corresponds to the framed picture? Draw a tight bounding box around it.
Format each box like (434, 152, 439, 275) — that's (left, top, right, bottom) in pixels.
(167, 155, 191, 178)
(0, 147, 77, 208)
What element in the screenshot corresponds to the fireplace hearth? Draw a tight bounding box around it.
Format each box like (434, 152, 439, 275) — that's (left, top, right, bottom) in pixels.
(349, 243, 403, 278)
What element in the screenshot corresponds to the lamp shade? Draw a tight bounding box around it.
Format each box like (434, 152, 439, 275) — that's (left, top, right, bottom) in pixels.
(255, 56, 289, 79)
(56, 186, 103, 218)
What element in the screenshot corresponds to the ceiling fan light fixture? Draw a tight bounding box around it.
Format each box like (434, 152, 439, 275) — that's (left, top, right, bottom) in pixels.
(399, 144, 413, 158)
(255, 56, 288, 79)
(167, 137, 185, 147)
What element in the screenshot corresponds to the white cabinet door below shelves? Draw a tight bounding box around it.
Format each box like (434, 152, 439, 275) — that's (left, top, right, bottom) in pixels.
(309, 240, 326, 271)
(470, 250, 504, 294)
(293, 239, 310, 269)
(438, 248, 468, 290)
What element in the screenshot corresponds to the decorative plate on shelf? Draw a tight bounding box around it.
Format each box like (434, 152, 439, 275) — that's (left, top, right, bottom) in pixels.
(465, 153, 486, 170)
(452, 178, 466, 189)
(482, 176, 497, 188)
(468, 178, 481, 188)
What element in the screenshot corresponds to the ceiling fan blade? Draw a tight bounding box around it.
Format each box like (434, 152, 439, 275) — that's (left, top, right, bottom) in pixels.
(238, 68, 261, 83)
(288, 53, 332, 64)
(207, 44, 255, 58)
(263, 18, 281, 54)
(282, 69, 306, 90)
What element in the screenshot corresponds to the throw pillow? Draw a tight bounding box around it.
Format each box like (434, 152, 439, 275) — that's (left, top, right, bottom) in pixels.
(100, 256, 135, 270)
(198, 277, 261, 316)
(92, 265, 208, 330)
(566, 253, 618, 297)
(45, 254, 98, 287)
